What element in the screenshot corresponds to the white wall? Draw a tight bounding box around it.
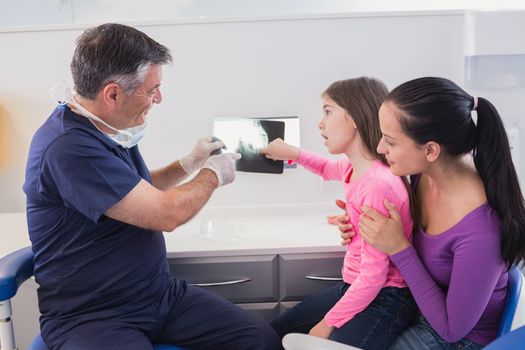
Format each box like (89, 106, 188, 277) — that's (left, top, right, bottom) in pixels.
(0, 12, 470, 213)
(2, 0, 525, 27)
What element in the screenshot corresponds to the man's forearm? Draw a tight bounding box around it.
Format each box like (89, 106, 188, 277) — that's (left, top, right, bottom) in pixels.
(162, 168, 218, 231)
(150, 160, 189, 190)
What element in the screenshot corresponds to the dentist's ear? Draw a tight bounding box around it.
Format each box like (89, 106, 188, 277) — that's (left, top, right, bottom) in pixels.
(101, 83, 120, 104)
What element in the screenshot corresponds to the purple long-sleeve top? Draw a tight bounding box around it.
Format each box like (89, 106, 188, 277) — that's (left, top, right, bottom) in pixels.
(391, 203, 508, 345)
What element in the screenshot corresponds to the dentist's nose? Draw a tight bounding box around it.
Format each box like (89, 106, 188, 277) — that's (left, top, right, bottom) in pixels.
(153, 89, 162, 104)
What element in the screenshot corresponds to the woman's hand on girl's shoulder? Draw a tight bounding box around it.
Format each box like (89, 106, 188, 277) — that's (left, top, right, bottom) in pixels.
(359, 199, 411, 255)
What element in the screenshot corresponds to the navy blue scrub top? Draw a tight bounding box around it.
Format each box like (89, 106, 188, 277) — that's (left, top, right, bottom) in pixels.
(23, 104, 171, 319)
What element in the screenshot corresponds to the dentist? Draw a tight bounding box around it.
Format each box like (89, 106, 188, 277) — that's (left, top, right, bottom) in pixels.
(23, 23, 280, 350)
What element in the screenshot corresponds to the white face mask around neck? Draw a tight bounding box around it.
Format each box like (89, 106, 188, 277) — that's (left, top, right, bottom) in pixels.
(64, 88, 149, 149)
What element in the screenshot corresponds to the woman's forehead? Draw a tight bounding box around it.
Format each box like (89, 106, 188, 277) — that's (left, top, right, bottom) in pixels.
(379, 102, 399, 126)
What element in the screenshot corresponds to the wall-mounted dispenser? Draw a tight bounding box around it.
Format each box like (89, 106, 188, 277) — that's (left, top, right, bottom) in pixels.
(465, 10, 525, 89)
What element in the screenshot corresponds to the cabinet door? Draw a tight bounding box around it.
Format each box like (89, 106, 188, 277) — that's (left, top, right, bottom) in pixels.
(279, 252, 344, 301)
(169, 255, 278, 303)
(279, 301, 300, 314)
(237, 302, 280, 321)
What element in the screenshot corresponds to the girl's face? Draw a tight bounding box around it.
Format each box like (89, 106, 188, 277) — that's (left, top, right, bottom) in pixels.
(318, 95, 359, 156)
(377, 101, 429, 176)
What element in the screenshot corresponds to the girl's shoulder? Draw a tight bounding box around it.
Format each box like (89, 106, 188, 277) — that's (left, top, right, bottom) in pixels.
(364, 161, 407, 192)
(359, 171, 408, 203)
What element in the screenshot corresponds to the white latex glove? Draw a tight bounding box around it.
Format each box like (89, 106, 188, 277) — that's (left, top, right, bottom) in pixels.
(203, 153, 242, 186)
(180, 137, 225, 174)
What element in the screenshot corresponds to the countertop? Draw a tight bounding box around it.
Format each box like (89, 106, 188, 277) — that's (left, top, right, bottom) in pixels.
(0, 203, 345, 259)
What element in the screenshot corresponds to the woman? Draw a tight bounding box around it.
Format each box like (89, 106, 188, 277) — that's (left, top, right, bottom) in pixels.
(339, 77, 525, 349)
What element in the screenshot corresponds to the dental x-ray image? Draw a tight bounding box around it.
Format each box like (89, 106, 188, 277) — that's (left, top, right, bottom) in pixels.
(213, 118, 285, 174)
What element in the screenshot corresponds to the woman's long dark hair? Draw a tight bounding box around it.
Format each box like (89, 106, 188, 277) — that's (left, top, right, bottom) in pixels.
(387, 77, 525, 267)
(324, 77, 418, 228)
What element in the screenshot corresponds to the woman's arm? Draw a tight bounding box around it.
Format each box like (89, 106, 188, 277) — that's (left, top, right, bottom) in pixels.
(390, 233, 503, 342)
(359, 203, 503, 342)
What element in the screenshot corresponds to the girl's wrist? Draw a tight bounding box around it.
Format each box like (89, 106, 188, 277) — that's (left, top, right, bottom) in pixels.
(291, 146, 300, 161)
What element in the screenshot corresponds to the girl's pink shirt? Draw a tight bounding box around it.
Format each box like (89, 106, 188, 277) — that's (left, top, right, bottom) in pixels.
(297, 149, 413, 328)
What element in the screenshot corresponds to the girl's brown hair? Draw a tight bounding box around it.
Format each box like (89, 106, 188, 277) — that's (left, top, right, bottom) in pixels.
(323, 77, 388, 164)
(324, 77, 418, 229)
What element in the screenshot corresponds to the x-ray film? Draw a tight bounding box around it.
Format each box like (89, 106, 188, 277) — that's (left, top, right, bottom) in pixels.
(213, 118, 285, 174)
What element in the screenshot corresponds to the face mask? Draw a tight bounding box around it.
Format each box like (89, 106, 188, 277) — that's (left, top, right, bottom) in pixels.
(64, 88, 149, 148)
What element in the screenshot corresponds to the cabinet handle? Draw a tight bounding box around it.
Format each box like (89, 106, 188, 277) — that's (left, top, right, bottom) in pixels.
(189, 278, 252, 287)
(305, 275, 342, 281)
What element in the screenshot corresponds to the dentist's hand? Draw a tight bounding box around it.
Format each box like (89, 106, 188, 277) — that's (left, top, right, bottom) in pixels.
(260, 138, 299, 161)
(202, 153, 241, 186)
(180, 137, 225, 174)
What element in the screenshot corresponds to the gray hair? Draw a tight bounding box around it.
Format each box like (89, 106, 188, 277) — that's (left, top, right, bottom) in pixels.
(71, 23, 172, 99)
(109, 62, 151, 95)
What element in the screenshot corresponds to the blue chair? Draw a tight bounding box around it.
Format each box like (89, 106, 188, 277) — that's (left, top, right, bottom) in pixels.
(0, 246, 186, 350)
(497, 266, 525, 337)
(484, 325, 525, 349)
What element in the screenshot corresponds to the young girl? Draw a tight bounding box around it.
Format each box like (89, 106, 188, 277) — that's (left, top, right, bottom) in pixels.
(261, 77, 418, 349)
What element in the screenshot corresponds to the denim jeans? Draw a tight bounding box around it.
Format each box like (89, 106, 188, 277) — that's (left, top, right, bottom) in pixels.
(270, 282, 418, 350)
(389, 314, 484, 350)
